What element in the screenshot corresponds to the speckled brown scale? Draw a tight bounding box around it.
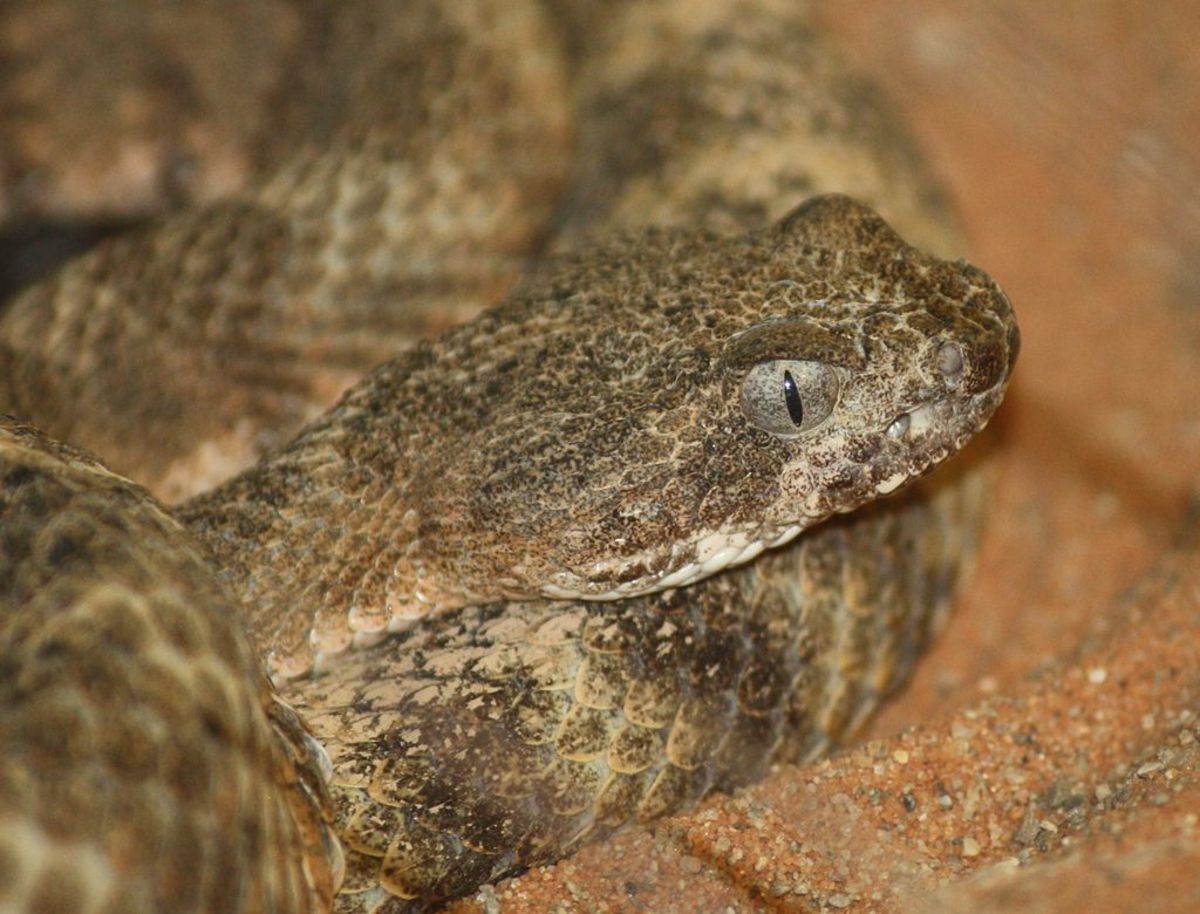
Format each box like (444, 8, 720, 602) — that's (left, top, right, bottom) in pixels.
(0, 2, 1021, 913)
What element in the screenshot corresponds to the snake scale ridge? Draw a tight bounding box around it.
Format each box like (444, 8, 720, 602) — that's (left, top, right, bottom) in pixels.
(0, 1, 1018, 911)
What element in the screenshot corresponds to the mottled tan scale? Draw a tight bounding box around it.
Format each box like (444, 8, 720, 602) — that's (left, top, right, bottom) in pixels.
(378, 826, 452, 900)
(523, 645, 582, 692)
(537, 757, 604, 818)
(624, 675, 686, 729)
(508, 687, 573, 745)
(666, 698, 728, 770)
(553, 704, 616, 762)
(342, 802, 402, 858)
(530, 609, 590, 646)
(581, 614, 641, 653)
(608, 724, 664, 774)
(490, 751, 547, 801)
(474, 613, 533, 645)
(637, 765, 705, 823)
(365, 760, 430, 810)
(334, 848, 380, 896)
(593, 770, 653, 826)
(735, 656, 790, 717)
(573, 652, 633, 709)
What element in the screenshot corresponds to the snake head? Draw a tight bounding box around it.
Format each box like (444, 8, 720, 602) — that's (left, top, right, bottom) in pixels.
(720, 195, 1019, 522)
(222, 194, 1018, 667)
(372, 194, 1020, 612)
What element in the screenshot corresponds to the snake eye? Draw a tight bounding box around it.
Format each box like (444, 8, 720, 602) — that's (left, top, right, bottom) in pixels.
(740, 359, 839, 437)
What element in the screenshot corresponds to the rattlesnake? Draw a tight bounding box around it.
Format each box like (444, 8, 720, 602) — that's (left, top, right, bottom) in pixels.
(0, 2, 1018, 912)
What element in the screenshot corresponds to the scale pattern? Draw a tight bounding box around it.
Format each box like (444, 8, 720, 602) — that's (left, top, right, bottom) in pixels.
(287, 470, 985, 910)
(0, 422, 336, 913)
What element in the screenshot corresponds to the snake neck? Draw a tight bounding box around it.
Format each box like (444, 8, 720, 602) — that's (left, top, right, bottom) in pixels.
(176, 406, 435, 680)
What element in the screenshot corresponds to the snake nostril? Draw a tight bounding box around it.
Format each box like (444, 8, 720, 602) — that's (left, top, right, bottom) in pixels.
(936, 342, 964, 388)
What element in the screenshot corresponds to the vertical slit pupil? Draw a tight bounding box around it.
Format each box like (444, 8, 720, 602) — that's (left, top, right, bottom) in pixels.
(782, 369, 804, 426)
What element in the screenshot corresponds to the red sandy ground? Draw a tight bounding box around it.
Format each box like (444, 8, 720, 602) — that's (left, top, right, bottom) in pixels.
(447, 2, 1200, 911)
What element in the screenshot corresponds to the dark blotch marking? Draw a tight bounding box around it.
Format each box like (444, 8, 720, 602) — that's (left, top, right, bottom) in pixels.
(47, 533, 81, 567)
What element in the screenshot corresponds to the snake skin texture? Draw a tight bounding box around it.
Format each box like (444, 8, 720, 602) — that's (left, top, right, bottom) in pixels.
(287, 467, 986, 909)
(0, 422, 337, 912)
(0, 1, 1018, 912)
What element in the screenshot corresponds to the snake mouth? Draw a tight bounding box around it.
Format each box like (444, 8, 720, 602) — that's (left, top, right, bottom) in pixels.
(539, 520, 806, 602)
